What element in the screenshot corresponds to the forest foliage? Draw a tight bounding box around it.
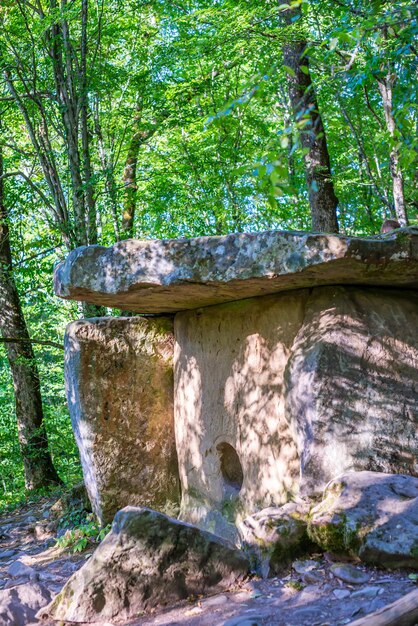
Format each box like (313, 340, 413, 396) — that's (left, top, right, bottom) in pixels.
(0, 0, 417, 508)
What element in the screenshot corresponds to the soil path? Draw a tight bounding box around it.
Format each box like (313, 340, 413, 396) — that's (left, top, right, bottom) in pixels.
(0, 499, 416, 626)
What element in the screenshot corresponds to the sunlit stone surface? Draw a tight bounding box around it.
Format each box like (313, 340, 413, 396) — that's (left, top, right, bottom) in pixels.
(54, 227, 418, 313)
(174, 287, 418, 537)
(65, 316, 179, 525)
(57, 229, 418, 540)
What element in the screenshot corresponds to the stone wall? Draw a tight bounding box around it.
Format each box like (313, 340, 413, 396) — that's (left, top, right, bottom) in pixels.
(174, 291, 306, 539)
(174, 287, 418, 537)
(65, 316, 179, 525)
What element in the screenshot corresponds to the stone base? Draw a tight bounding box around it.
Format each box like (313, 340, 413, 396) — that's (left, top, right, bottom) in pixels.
(65, 316, 179, 525)
(174, 287, 418, 537)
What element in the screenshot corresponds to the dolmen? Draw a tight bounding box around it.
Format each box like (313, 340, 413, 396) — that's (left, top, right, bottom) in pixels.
(38, 227, 418, 623)
(57, 227, 418, 533)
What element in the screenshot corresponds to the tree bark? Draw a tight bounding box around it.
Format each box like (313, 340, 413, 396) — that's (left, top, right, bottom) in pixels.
(283, 9, 339, 233)
(377, 71, 408, 226)
(122, 109, 167, 239)
(0, 143, 61, 490)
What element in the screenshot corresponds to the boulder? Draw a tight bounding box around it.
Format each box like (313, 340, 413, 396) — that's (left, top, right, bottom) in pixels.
(285, 286, 418, 494)
(308, 471, 418, 569)
(238, 502, 312, 577)
(65, 316, 179, 525)
(7, 561, 36, 580)
(49, 481, 91, 520)
(0, 582, 51, 626)
(54, 227, 418, 313)
(39, 506, 250, 623)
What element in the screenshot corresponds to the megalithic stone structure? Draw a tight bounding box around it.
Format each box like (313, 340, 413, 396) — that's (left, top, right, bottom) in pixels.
(64, 316, 179, 525)
(57, 228, 418, 538)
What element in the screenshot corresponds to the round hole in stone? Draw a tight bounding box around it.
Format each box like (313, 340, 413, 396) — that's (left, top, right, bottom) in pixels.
(216, 442, 243, 493)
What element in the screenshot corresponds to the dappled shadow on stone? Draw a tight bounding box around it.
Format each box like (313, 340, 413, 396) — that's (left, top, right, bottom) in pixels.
(285, 286, 418, 495)
(174, 290, 307, 538)
(174, 285, 418, 540)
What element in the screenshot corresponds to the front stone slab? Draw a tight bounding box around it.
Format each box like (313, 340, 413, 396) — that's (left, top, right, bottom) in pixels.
(65, 316, 179, 524)
(54, 227, 418, 313)
(174, 291, 307, 540)
(174, 286, 418, 539)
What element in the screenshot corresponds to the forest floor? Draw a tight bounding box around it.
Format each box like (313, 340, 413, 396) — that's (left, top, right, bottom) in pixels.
(0, 497, 416, 626)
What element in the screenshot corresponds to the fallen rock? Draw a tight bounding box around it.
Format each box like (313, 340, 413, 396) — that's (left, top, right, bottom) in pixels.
(54, 227, 418, 313)
(0, 550, 16, 561)
(7, 561, 36, 580)
(238, 502, 312, 577)
(331, 563, 370, 585)
(293, 559, 319, 575)
(39, 506, 249, 623)
(49, 482, 91, 520)
(308, 471, 418, 569)
(0, 582, 51, 626)
(65, 317, 179, 525)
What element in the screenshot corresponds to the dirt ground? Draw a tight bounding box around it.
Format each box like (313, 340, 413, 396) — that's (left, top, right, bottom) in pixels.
(0, 497, 416, 626)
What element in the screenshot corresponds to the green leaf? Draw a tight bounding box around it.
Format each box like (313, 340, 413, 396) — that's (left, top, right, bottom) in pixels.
(283, 65, 296, 78)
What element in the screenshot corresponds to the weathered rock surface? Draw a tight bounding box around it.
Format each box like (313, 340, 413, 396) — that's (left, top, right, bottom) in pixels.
(65, 316, 179, 525)
(39, 506, 250, 623)
(238, 502, 312, 577)
(49, 481, 91, 519)
(308, 471, 418, 569)
(175, 286, 418, 538)
(285, 286, 418, 494)
(174, 291, 305, 539)
(0, 582, 51, 626)
(54, 227, 418, 313)
(6, 561, 36, 580)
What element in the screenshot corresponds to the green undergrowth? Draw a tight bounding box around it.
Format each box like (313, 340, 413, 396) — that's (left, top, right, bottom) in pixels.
(56, 514, 111, 553)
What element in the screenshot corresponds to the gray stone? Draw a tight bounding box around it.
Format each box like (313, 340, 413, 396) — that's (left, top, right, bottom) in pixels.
(331, 564, 370, 585)
(65, 316, 179, 524)
(308, 472, 418, 570)
(333, 589, 351, 599)
(201, 594, 229, 607)
(0, 550, 16, 561)
(38, 506, 249, 623)
(53, 228, 418, 313)
(303, 571, 323, 584)
(7, 561, 35, 580)
(285, 286, 418, 494)
(0, 582, 51, 626)
(50, 482, 91, 519)
(292, 559, 319, 575)
(351, 586, 381, 599)
(238, 503, 312, 577)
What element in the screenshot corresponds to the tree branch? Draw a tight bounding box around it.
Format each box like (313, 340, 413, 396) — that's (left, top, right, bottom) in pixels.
(0, 337, 63, 350)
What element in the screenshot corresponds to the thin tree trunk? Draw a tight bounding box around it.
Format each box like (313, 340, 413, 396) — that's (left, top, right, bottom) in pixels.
(0, 143, 61, 490)
(283, 8, 339, 233)
(122, 109, 167, 239)
(377, 72, 408, 226)
(80, 0, 97, 245)
(122, 118, 144, 239)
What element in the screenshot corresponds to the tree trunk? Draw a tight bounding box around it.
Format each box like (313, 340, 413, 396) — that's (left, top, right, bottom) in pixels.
(283, 9, 339, 233)
(0, 144, 61, 490)
(377, 71, 408, 226)
(122, 109, 167, 239)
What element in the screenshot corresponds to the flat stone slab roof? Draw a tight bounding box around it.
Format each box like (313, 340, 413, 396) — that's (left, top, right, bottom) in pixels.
(54, 227, 418, 313)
